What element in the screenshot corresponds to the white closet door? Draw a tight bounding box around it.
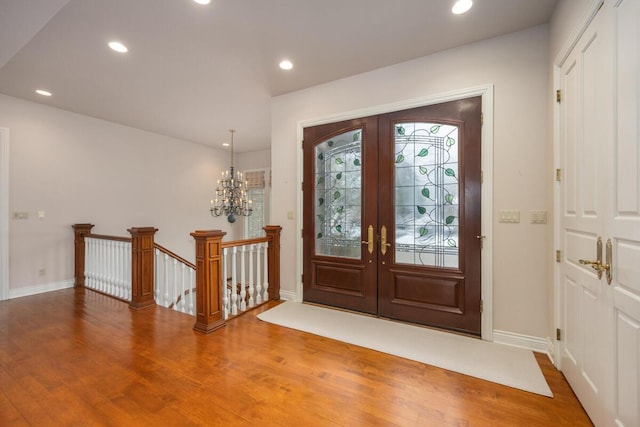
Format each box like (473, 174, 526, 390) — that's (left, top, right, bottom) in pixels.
(557, 1, 640, 425)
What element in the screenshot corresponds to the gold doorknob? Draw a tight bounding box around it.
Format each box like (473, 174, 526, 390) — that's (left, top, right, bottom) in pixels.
(578, 259, 601, 268)
(578, 258, 610, 277)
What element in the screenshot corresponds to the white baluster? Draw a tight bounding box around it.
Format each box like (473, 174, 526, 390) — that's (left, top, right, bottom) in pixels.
(240, 245, 247, 312)
(188, 267, 195, 315)
(154, 248, 160, 303)
(114, 241, 121, 298)
(248, 244, 255, 307)
(121, 241, 128, 299)
(107, 240, 114, 296)
(85, 238, 92, 289)
(124, 242, 132, 300)
(179, 264, 186, 313)
(231, 246, 238, 316)
(222, 247, 229, 319)
(172, 258, 178, 310)
(164, 254, 170, 307)
(98, 239, 105, 293)
(262, 242, 269, 302)
(255, 242, 263, 304)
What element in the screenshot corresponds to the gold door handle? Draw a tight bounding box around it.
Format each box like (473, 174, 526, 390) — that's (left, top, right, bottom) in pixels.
(578, 236, 609, 280)
(380, 225, 391, 255)
(361, 225, 374, 254)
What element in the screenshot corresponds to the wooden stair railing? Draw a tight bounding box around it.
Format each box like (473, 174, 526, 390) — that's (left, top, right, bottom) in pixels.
(74, 224, 282, 333)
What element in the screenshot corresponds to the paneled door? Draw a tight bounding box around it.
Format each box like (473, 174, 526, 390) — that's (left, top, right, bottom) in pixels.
(302, 98, 482, 335)
(557, 1, 640, 425)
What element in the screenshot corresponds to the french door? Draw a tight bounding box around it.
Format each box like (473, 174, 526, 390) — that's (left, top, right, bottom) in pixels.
(302, 98, 482, 335)
(557, 1, 640, 425)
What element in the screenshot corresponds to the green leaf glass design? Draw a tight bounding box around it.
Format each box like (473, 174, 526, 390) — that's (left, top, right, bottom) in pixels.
(314, 128, 362, 259)
(394, 122, 459, 268)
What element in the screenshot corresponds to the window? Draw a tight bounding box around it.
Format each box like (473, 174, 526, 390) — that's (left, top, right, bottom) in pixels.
(244, 169, 270, 238)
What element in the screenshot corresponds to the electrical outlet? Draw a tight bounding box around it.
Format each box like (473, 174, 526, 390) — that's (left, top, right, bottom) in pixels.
(38, 268, 46, 276)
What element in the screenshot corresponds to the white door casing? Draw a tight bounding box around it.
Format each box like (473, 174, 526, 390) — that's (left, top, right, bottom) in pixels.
(555, 0, 640, 425)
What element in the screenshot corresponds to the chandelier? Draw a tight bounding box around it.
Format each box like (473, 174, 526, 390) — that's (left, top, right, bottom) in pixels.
(210, 129, 252, 223)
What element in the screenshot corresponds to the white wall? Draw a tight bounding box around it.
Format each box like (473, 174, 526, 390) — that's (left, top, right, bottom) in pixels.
(271, 25, 551, 339)
(1, 94, 234, 295)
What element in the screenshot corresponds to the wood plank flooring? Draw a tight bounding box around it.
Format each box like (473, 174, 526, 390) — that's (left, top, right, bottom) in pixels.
(0, 288, 592, 426)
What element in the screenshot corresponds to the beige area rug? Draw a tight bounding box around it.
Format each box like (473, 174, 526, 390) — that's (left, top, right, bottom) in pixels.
(258, 301, 553, 397)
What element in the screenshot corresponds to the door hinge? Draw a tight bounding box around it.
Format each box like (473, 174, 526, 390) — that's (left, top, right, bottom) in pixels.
(556, 89, 562, 103)
(480, 300, 484, 313)
(556, 328, 562, 341)
(556, 168, 562, 182)
(480, 112, 483, 126)
(301, 274, 304, 283)
(301, 181, 304, 191)
(480, 170, 484, 184)
(301, 229, 304, 238)
(301, 140, 304, 149)
(556, 250, 562, 263)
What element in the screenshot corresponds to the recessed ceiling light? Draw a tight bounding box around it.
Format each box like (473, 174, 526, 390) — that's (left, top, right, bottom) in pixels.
(108, 41, 128, 53)
(279, 60, 293, 71)
(452, 0, 473, 14)
(35, 89, 52, 97)
(193, 0, 211, 4)
(222, 143, 230, 147)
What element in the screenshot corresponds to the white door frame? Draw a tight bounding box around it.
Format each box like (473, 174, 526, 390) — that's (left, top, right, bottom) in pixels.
(552, 0, 604, 369)
(295, 84, 495, 341)
(0, 127, 9, 301)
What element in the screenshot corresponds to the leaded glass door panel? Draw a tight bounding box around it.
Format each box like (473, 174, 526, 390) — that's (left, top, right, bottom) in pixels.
(303, 97, 482, 335)
(303, 117, 378, 314)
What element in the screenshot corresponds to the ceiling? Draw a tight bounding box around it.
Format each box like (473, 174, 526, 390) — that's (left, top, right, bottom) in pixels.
(0, 0, 558, 152)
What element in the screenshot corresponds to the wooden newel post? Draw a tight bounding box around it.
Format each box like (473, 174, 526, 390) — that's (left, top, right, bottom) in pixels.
(264, 225, 282, 301)
(128, 227, 158, 310)
(72, 223, 94, 288)
(190, 230, 227, 334)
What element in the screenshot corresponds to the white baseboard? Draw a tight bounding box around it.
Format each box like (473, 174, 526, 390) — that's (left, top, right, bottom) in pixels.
(493, 329, 550, 355)
(8, 279, 75, 299)
(279, 289, 297, 301)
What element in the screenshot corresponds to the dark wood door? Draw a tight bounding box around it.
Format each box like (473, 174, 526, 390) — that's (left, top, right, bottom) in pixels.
(377, 98, 482, 335)
(302, 117, 379, 314)
(303, 97, 482, 335)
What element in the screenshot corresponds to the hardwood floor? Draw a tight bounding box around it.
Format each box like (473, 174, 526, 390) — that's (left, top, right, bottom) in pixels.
(0, 288, 592, 426)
